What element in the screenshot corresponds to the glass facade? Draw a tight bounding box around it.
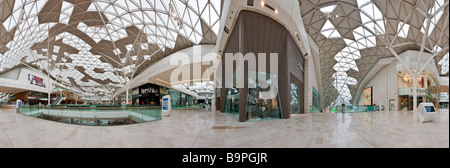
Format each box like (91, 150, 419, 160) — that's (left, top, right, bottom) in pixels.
(312, 87, 321, 112)
(246, 72, 282, 120)
(169, 89, 193, 108)
(169, 89, 181, 107)
(225, 88, 240, 118)
(225, 70, 240, 118)
(290, 83, 302, 114)
(132, 88, 139, 105)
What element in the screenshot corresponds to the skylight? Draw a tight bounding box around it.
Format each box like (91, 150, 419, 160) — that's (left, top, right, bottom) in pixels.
(2, 0, 24, 32)
(320, 5, 336, 14)
(0, 0, 221, 96)
(357, 0, 385, 35)
(397, 21, 410, 38)
(421, 0, 445, 36)
(321, 20, 341, 38)
(329, 0, 388, 106)
(59, 1, 74, 25)
(438, 53, 449, 74)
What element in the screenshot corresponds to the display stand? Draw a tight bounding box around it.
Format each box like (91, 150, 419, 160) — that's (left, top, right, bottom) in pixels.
(162, 95, 171, 117)
(16, 99, 22, 108)
(416, 103, 436, 123)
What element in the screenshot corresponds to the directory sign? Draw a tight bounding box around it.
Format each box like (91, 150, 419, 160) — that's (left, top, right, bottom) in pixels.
(424, 106, 435, 113)
(17, 100, 22, 108)
(417, 103, 436, 123)
(162, 95, 171, 117)
(163, 98, 169, 110)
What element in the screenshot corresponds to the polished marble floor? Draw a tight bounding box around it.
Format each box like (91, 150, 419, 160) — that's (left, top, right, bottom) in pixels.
(0, 107, 448, 148)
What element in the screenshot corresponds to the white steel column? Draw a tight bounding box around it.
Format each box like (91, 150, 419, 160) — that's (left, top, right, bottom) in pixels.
(126, 89, 129, 105)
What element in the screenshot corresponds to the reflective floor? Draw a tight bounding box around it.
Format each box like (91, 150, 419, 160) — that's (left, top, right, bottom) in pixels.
(0, 107, 448, 148)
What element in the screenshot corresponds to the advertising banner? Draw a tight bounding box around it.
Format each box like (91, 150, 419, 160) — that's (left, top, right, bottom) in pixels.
(28, 74, 46, 88)
(363, 87, 372, 106)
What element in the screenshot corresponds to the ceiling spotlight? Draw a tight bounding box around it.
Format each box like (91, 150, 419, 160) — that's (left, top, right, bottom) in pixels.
(275, 9, 278, 14)
(261, 1, 265, 7)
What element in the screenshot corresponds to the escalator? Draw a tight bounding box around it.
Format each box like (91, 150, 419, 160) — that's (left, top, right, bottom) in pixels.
(51, 97, 65, 105)
(0, 94, 8, 103)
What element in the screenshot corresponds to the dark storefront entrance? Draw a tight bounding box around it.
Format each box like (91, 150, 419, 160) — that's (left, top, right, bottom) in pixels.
(139, 83, 160, 106)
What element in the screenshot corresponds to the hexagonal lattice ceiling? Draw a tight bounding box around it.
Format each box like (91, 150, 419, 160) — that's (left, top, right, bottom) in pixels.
(0, 0, 221, 96)
(300, 0, 449, 107)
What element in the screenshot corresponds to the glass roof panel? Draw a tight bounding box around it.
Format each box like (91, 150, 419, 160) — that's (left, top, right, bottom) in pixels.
(320, 5, 336, 14)
(322, 20, 335, 31)
(60, 1, 74, 25)
(398, 21, 410, 38)
(0, 0, 221, 96)
(421, 0, 445, 36)
(321, 20, 341, 38)
(358, 1, 385, 34)
(438, 53, 449, 74)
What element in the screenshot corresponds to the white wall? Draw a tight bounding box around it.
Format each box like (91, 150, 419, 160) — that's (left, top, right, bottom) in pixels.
(304, 34, 321, 113)
(358, 61, 398, 110)
(0, 68, 22, 80)
(0, 68, 54, 93)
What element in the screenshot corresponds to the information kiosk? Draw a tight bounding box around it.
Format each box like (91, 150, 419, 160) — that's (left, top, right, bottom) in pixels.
(162, 95, 171, 117)
(416, 103, 436, 123)
(16, 99, 22, 108)
(16, 99, 22, 113)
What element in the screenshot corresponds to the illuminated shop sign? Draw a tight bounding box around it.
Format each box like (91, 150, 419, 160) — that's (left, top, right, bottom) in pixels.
(398, 88, 427, 96)
(140, 84, 160, 95)
(141, 87, 158, 94)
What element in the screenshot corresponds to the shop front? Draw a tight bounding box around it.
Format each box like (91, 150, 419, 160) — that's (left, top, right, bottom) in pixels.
(439, 92, 448, 109)
(132, 88, 139, 105)
(398, 73, 440, 111)
(139, 83, 160, 106)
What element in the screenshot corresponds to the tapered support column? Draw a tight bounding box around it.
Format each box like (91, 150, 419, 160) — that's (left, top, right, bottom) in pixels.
(413, 76, 418, 113)
(126, 89, 129, 105)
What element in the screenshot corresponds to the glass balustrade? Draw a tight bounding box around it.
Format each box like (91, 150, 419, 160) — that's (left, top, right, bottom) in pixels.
(325, 105, 385, 113)
(18, 105, 162, 126)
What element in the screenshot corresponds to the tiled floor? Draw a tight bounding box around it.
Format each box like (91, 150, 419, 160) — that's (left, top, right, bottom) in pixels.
(0, 108, 448, 148)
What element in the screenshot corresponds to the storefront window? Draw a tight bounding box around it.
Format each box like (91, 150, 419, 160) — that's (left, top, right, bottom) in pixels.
(398, 73, 440, 110)
(169, 89, 182, 107)
(132, 88, 139, 105)
(312, 87, 320, 112)
(225, 88, 240, 118)
(246, 71, 282, 120)
(224, 69, 240, 118)
(290, 83, 301, 114)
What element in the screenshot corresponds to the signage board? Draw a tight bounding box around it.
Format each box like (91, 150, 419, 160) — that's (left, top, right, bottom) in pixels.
(417, 103, 436, 123)
(16, 100, 22, 108)
(28, 74, 46, 88)
(363, 87, 372, 106)
(163, 98, 169, 110)
(162, 95, 171, 117)
(140, 83, 160, 96)
(398, 87, 428, 96)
